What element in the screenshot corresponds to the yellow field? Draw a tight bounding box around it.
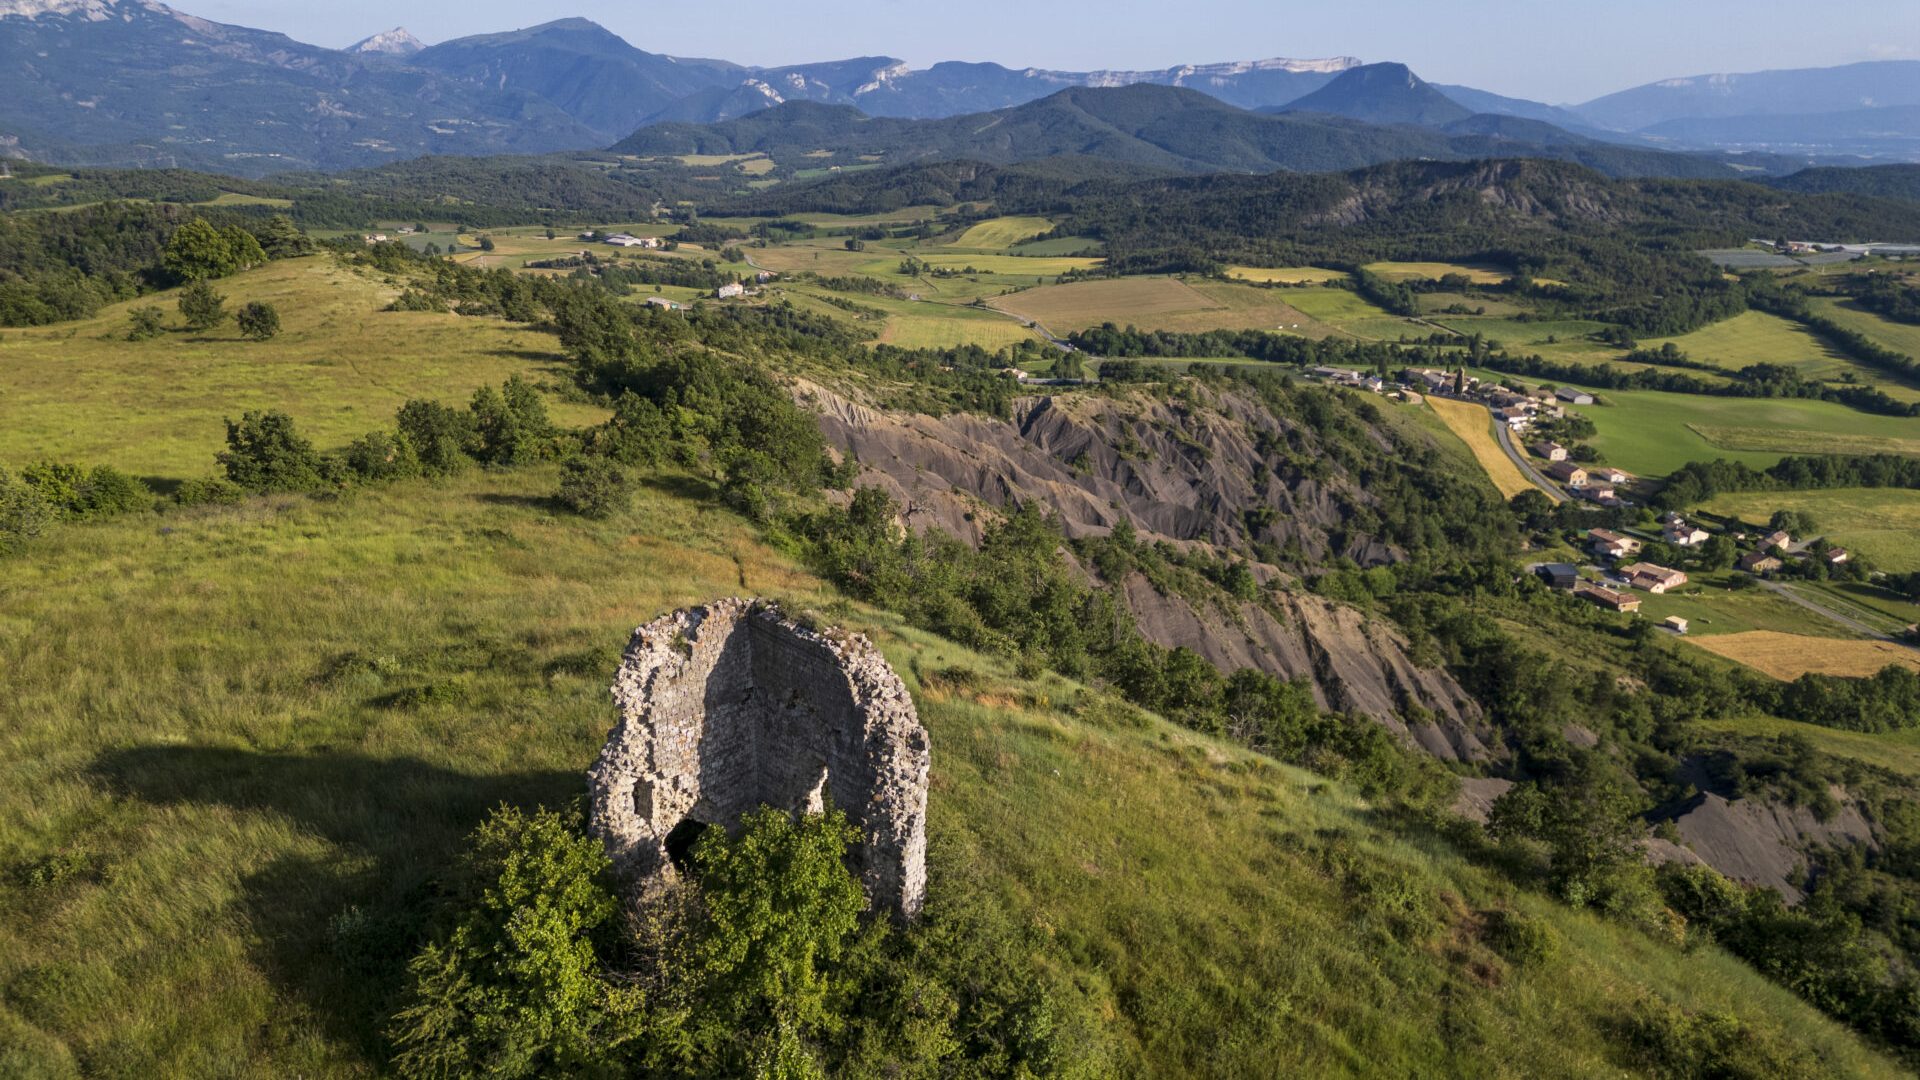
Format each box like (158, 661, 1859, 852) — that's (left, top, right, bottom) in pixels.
(0, 257, 605, 478)
(674, 153, 768, 167)
(950, 216, 1055, 249)
(1690, 631, 1920, 679)
(1225, 266, 1347, 284)
(1364, 261, 1509, 284)
(1426, 396, 1533, 499)
(990, 276, 1333, 336)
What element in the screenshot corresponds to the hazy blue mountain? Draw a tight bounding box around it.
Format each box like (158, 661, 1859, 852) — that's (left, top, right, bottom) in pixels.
(1639, 106, 1920, 158)
(411, 19, 729, 141)
(613, 84, 1767, 180)
(1575, 60, 1920, 132)
(0, 0, 599, 173)
(1277, 63, 1472, 127)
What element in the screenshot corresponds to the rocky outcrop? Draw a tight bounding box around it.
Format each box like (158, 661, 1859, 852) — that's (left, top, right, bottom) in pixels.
(1657, 788, 1877, 903)
(810, 383, 1481, 735)
(587, 599, 931, 918)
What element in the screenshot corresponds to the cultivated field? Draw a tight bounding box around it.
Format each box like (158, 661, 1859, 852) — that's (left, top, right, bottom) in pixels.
(990, 276, 1334, 336)
(1225, 266, 1347, 284)
(1701, 488, 1920, 572)
(1683, 425, 1920, 457)
(948, 216, 1054, 249)
(1690, 631, 1920, 679)
(1580, 389, 1920, 476)
(870, 301, 1040, 350)
(1424, 397, 1534, 499)
(1363, 261, 1509, 284)
(1640, 310, 1918, 397)
(0, 258, 604, 479)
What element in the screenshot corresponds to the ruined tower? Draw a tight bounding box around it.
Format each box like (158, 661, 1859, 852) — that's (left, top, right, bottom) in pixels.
(587, 599, 931, 918)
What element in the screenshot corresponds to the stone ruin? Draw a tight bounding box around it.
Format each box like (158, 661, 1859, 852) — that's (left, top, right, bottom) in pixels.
(587, 598, 931, 918)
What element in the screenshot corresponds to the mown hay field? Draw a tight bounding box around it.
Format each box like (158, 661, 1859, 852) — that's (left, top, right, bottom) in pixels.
(1425, 396, 1534, 499)
(990, 277, 1336, 336)
(1580, 389, 1920, 476)
(1363, 260, 1509, 284)
(948, 216, 1055, 250)
(1689, 631, 1920, 679)
(1225, 266, 1346, 284)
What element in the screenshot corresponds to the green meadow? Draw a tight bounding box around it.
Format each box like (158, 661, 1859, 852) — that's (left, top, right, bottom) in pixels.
(1577, 388, 1920, 477)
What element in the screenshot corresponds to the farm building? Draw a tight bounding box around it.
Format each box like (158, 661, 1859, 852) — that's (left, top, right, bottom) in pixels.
(1530, 442, 1568, 462)
(1588, 465, 1632, 485)
(1555, 386, 1595, 405)
(1662, 616, 1689, 634)
(1536, 563, 1578, 590)
(1575, 584, 1640, 613)
(715, 282, 747, 299)
(1587, 528, 1640, 560)
(605, 234, 662, 249)
(1761, 530, 1792, 551)
(1738, 552, 1784, 575)
(646, 296, 683, 311)
(1546, 461, 1589, 488)
(1621, 563, 1688, 594)
(1825, 548, 1850, 565)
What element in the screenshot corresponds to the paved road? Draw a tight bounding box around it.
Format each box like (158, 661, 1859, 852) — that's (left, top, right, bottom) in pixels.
(1490, 420, 1568, 504)
(1755, 580, 1900, 641)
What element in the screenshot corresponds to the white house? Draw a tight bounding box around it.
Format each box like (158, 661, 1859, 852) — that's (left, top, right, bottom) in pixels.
(716, 282, 746, 299)
(1664, 523, 1710, 547)
(1555, 386, 1595, 405)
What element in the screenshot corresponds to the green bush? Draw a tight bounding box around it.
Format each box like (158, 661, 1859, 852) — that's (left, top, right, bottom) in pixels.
(556, 456, 632, 519)
(217, 410, 326, 492)
(0, 468, 55, 555)
(390, 806, 643, 1080)
(395, 400, 475, 475)
(19, 461, 151, 518)
(173, 476, 246, 506)
(177, 280, 226, 330)
(235, 301, 280, 341)
(1482, 908, 1559, 967)
(126, 305, 166, 341)
(1617, 997, 1823, 1079)
(344, 430, 421, 483)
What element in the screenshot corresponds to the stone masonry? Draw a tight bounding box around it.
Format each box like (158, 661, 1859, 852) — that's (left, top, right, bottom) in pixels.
(587, 598, 931, 918)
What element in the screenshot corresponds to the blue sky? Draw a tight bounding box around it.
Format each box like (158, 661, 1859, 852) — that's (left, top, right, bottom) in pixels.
(185, 0, 1919, 104)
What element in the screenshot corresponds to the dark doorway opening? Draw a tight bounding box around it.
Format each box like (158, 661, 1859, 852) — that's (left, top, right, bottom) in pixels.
(664, 819, 710, 871)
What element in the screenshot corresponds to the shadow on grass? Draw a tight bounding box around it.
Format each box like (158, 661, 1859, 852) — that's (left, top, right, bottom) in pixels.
(88, 745, 581, 1062)
(474, 491, 562, 512)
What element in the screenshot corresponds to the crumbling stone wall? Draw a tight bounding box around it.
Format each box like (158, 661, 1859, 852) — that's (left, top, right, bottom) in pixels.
(587, 598, 931, 917)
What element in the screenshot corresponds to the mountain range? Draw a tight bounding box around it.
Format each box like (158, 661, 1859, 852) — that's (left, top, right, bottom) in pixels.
(1, 0, 1917, 175)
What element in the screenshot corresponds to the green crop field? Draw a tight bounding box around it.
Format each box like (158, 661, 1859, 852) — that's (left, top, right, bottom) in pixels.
(991, 277, 1338, 336)
(0, 258, 606, 479)
(870, 300, 1040, 350)
(1011, 235, 1104, 256)
(1701, 488, 1920, 572)
(948, 216, 1054, 250)
(1578, 388, 1920, 476)
(1639, 311, 1920, 398)
(1363, 261, 1509, 284)
(1281, 286, 1398, 325)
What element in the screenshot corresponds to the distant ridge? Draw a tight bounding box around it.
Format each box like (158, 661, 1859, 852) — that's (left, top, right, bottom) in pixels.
(1279, 62, 1471, 127)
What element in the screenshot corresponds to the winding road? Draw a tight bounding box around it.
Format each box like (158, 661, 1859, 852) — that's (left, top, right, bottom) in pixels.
(1491, 419, 1568, 504)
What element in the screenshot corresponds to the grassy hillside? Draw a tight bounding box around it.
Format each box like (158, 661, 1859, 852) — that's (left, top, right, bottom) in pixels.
(0, 460, 1902, 1078)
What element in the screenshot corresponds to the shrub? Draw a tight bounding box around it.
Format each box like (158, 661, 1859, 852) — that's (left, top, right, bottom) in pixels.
(470, 376, 551, 466)
(19, 461, 151, 518)
(344, 430, 421, 483)
(174, 476, 246, 506)
(0, 469, 54, 555)
(235, 301, 280, 341)
(389, 805, 643, 1080)
(126, 305, 166, 341)
(177, 280, 227, 330)
(1481, 908, 1559, 967)
(218, 410, 325, 492)
(556, 456, 632, 518)
(1616, 997, 1823, 1079)
(395, 400, 474, 475)
(390, 289, 442, 312)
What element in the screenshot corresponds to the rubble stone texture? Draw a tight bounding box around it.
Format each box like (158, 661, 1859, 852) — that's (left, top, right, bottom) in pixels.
(587, 598, 931, 917)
